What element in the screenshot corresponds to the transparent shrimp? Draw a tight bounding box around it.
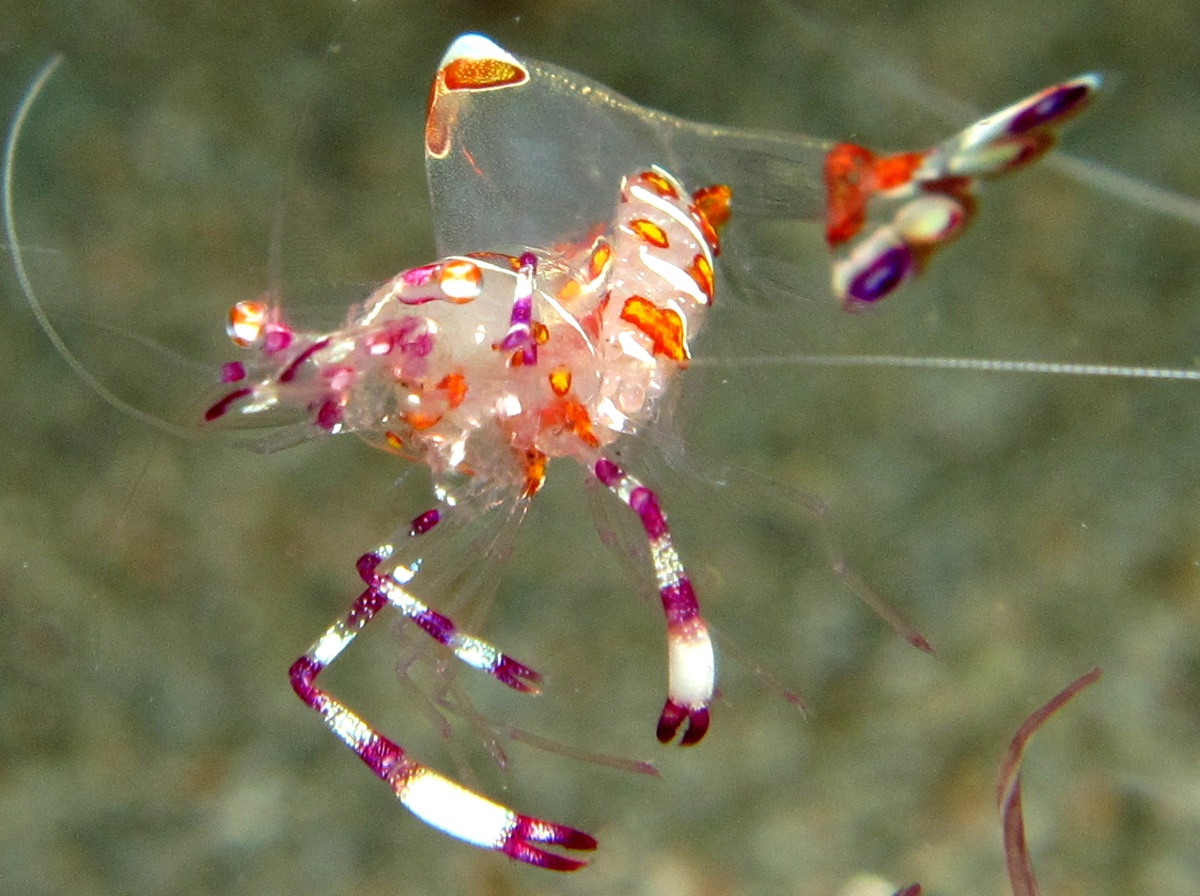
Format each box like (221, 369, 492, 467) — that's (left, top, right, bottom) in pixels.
(177, 32, 1098, 867)
(3, 0, 1198, 893)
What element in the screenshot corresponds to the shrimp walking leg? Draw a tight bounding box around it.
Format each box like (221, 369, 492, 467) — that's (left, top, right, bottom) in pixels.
(593, 457, 714, 746)
(355, 538, 541, 693)
(289, 553, 596, 870)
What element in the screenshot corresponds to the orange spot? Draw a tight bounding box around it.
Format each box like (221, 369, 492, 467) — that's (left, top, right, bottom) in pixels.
(565, 400, 600, 447)
(540, 399, 600, 448)
(587, 241, 613, 282)
(688, 254, 715, 304)
(521, 449, 548, 497)
(531, 321, 550, 345)
(640, 169, 680, 198)
(692, 184, 731, 230)
(824, 143, 875, 246)
(872, 151, 923, 190)
(620, 295, 689, 361)
(824, 147, 923, 246)
(402, 410, 442, 431)
(690, 184, 730, 257)
(385, 431, 404, 451)
(466, 251, 521, 271)
(227, 300, 268, 347)
(439, 259, 482, 303)
(442, 56, 529, 91)
(436, 372, 468, 408)
(424, 80, 454, 159)
(548, 367, 572, 397)
(558, 279, 581, 302)
(629, 218, 669, 249)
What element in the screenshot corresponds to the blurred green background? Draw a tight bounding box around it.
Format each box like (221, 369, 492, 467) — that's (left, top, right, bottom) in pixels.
(2, 1, 1198, 894)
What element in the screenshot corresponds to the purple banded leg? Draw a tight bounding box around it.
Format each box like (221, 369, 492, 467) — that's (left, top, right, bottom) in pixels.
(593, 457, 714, 746)
(355, 514, 541, 693)
(289, 582, 596, 869)
(498, 251, 539, 365)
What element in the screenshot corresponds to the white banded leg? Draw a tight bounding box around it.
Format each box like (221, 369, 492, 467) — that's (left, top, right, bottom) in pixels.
(289, 570, 596, 869)
(593, 457, 714, 745)
(356, 544, 540, 693)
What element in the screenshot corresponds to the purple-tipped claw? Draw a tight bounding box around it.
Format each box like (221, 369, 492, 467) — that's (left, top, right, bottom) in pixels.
(843, 241, 914, 309)
(502, 815, 598, 871)
(656, 699, 710, 746)
(1008, 77, 1097, 136)
(493, 655, 542, 694)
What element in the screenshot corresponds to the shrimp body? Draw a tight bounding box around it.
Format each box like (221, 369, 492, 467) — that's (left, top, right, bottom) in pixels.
(209, 166, 723, 502)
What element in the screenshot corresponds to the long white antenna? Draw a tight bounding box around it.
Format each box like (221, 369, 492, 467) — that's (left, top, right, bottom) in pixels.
(3, 56, 198, 439)
(694, 353, 1200, 381)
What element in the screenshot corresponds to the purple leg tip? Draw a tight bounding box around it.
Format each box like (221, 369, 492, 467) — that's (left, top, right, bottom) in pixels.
(656, 699, 710, 746)
(504, 816, 597, 871)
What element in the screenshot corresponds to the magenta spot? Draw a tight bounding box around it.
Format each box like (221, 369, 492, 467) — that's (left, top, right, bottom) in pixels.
(347, 588, 387, 627)
(660, 579, 700, 624)
(409, 332, 435, 357)
(280, 338, 330, 383)
(594, 457, 622, 487)
(846, 242, 913, 307)
(315, 398, 343, 430)
(289, 655, 321, 703)
(629, 487, 668, 540)
(399, 294, 438, 305)
(220, 361, 246, 383)
(322, 365, 356, 392)
(262, 326, 292, 354)
(402, 263, 439, 286)
(410, 508, 441, 536)
(382, 317, 436, 357)
(203, 387, 252, 422)
(1009, 81, 1092, 135)
(356, 552, 382, 581)
(412, 608, 454, 645)
(518, 251, 538, 269)
(357, 732, 408, 779)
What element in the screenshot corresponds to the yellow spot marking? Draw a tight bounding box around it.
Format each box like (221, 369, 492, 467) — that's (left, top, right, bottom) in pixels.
(558, 279, 581, 302)
(620, 295, 689, 361)
(522, 449, 548, 497)
(587, 241, 613, 282)
(641, 169, 680, 199)
(548, 367, 572, 397)
(442, 56, 529, 91)
(688, 254, 715, 304)
(403, 410, 442, 431)
(629, 218, 669, 249)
